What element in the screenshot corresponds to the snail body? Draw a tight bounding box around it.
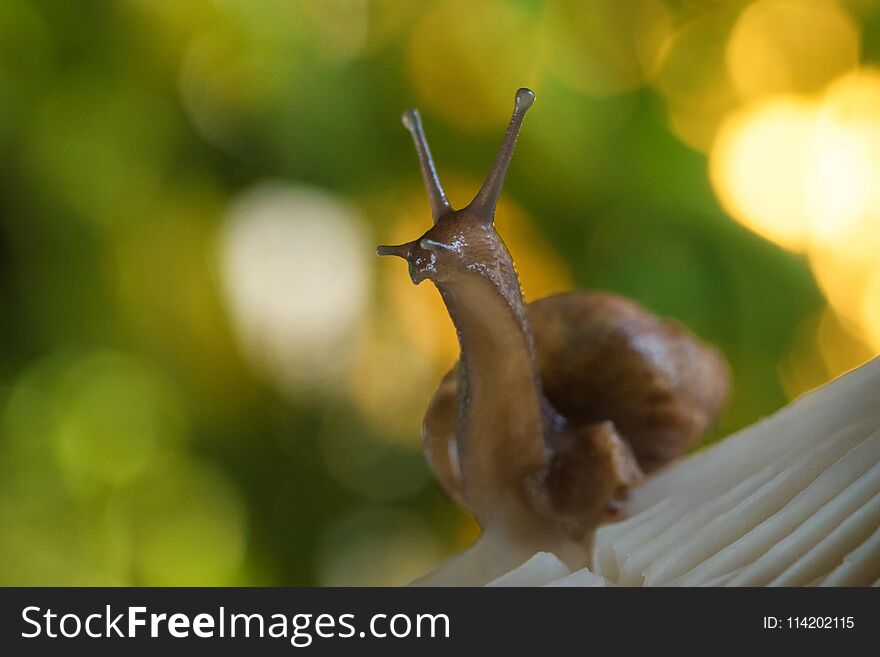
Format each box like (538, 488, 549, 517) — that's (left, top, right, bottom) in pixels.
(378, 89, 729, 545)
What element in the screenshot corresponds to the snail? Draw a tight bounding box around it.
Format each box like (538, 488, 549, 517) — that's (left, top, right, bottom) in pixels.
(377, 88, 730, 550)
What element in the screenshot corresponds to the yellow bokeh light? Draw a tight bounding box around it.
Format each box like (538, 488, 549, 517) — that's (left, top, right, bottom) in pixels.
(658, 0, 861, 152)
(808, 72, 880, 354)
(809, 120, 874, 243)
(727, 0, 860, 101)
(711, 97, 819, 251)
(812, 71, 880, 248)
(712, 68, 880, 361)
(712, 72, 880, 255)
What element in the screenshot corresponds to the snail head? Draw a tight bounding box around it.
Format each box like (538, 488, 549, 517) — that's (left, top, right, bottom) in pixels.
(377, 88, 535, 287)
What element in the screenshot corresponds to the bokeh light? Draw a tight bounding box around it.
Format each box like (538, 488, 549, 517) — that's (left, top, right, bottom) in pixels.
(711, 97, 819, 251)
(727, 0, 860, 100)
(219, 183, 371, 397)
(711, 66, 880, 363)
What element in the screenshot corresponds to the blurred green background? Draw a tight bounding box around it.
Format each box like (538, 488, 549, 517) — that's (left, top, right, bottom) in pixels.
(1, 0, 878, 585)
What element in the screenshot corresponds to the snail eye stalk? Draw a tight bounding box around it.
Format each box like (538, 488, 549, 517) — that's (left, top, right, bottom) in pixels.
(401, 108, 452, 223)
(468, 88, 535, 222)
